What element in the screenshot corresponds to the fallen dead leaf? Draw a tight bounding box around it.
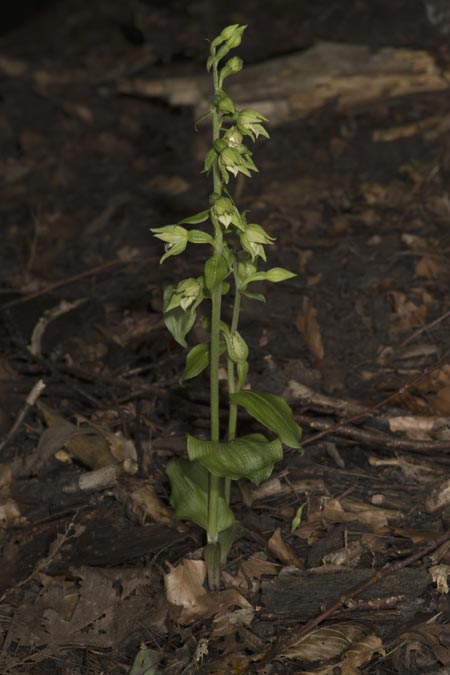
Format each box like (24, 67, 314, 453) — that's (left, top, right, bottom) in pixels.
(268, 527, 302, 567)
(415, 255, 445, 280)
(281, 622, 372, 660)
(295, 296, 325, 362)
(401, 622, 450, 666)
(429, 564, 450, 593)
(164, 559, 207, 618)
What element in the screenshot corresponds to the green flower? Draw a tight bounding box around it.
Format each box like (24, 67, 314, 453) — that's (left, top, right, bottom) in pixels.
(151, 225, 188, 263)
(237, 108, 269, 141)
(224, 126, 243, 148)
(211, 196, 241, 230)
(165, 277, 204, 312)
(239, 224, 275, 261)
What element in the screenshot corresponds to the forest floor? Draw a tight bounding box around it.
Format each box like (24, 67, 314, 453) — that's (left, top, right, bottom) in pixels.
(2, 1, 450, 673)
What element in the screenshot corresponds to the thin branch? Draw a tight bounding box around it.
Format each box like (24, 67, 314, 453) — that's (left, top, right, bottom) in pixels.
(301, 356, 450, 448)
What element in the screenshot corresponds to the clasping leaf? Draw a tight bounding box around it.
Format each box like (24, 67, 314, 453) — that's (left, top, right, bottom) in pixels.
(230, 390, 302, 449)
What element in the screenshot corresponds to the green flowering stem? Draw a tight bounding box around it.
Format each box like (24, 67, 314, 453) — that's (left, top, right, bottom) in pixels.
(206, 50, 225, 589)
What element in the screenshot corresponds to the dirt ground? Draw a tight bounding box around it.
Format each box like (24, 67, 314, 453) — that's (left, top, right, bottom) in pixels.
(2, 1, 450, 673)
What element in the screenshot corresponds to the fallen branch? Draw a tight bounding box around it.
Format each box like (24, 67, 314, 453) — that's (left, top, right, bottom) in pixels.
(0, 379, 46, 454)
(298, 414, 450, 455)
(297, 356, 450, 448)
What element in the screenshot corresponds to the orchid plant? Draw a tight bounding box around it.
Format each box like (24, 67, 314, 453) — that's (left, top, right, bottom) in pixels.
(151, 24, 302, 588)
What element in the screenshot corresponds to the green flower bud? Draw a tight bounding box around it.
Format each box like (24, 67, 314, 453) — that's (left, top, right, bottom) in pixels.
(225, 330, 249, 363)
(225, 25, 246, 48)
(226, 56, 243, 74)
(219, 24, 239, 40)
(214, 138, 228, 153)
(217, 95, 235, 114)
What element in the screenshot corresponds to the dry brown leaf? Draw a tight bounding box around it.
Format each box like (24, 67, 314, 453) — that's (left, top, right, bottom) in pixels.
(415, 255, 445, 279)
(268, 527, 302, 567)
(239, 554, 279, 580)
(282, 622, 371, 660)
(181, 587, 253, 626)
(429, 564, 450, 593)
(430, 386, 450, 415)
(340, 633, 385, 674)
(120, 482, 174, 526)
(426, 478, 450, 513)
(387, 290, 427, 331)
(295, 296, 325, 362)
(0, 499, 26, 529)
(401, 623, 450, 665)
(164, 559, 207, 615)
(323, 540, 364, 568)
(3, 567, 166, 659)
(310, 496, 401, 530)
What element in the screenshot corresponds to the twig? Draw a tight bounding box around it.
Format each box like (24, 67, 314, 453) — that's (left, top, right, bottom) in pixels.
(299, 414, 450, 455)
(401, 308, 450, 347)
(0, 379, 46, 453)
(301, 356, 450, 448)
(0, 256, 153, 311)
(257, 528, 450, 668)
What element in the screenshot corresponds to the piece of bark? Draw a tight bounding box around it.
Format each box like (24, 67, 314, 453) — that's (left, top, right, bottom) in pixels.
(262, 567, 430, 619)
(0, 505, 190, 594)
(117, 42, 449, 124)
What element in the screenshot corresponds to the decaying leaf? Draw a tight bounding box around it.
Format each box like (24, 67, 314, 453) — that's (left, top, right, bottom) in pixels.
(401, 622, 450, 666)
(3, 566, 167, 660)
(425, 478, 450, 513)
(118, 482, 174, 526)
(295, 296, 325, 362)
(429, 564, 450, 593)
(268, 527, 302, 567)
(281, 622, 372, 661)
(164, 559, 207, 615)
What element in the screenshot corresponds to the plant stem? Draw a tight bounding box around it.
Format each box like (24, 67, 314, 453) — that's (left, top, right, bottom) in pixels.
(206, 55, 224, 580)
(225, 275, 242, 503)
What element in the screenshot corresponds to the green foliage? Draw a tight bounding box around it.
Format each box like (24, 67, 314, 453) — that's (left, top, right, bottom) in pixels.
(151, 24, 300, 586)
(230, 390, 303, 449)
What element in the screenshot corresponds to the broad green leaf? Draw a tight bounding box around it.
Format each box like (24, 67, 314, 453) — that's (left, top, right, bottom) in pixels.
(181, 342, 226, 382)
(181, 343, 210, 382)
(164, 305, 197, 348)
(204, 254, 229, 292)
(230, 390, 302, 449)
(167, 459, 234, 532)
(187, 433, 283, 485)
